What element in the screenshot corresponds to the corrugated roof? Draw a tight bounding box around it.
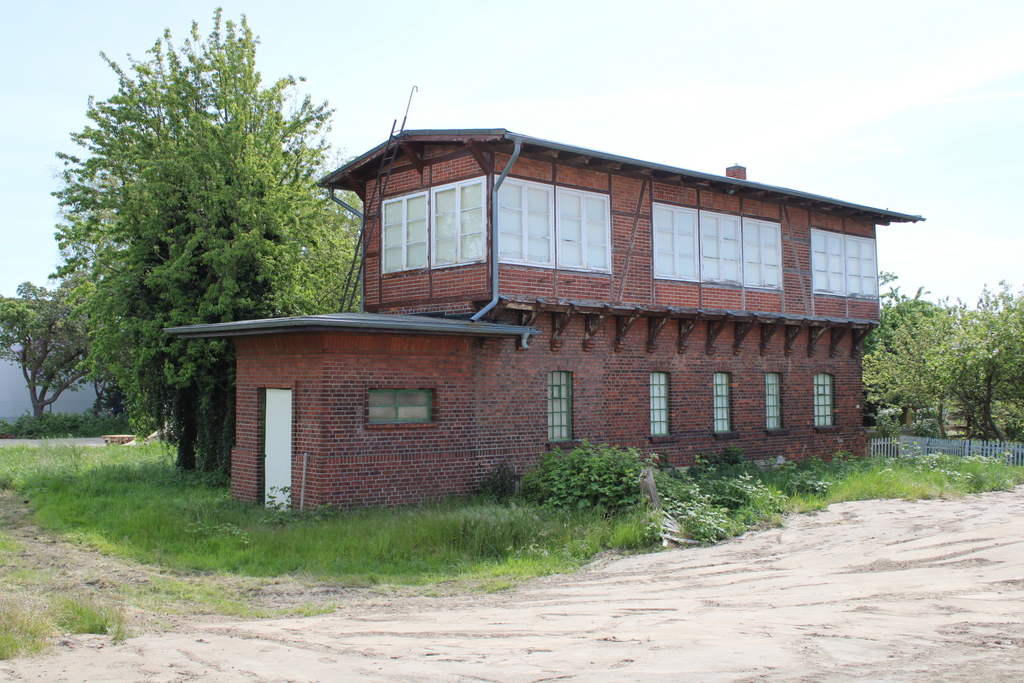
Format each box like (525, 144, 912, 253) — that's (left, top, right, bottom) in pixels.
(319, 128, 923, 225)
(166, 312, 540, 340)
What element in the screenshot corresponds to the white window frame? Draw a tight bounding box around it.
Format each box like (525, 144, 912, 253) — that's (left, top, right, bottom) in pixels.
(431, 177, 486, 268)
(813, 373, 834, 427)
(652, 204, 699, 281)
(844, 235, 878, 297)
(713, 372, 731, 433)
(743, 218, 782, 289)
(650, 371, 670, 436)
(811, 229, 878, 297)
(497, 178, 554, 267)
(555, 187, 611, 272)
(765, 372, 782, 430)
(700, 211, 742, 284)
(381, 191, 429, 273)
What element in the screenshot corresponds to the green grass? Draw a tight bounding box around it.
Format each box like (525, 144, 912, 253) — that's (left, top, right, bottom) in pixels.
(2, 441, 1022, 661)
(755, 452, 1024, 512)
(3, 443, 652, 586)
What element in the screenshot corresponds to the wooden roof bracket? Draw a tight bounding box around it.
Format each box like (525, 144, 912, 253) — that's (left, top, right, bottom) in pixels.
(807, 326, 827, 357)
(614, 307, 644, 352)
(705, 318, 728, 355)
(829, 325, 851, 358)
(850, 327, 871, 358)
(647, 316, 670, 353)
(582, 309, 608, 351)
(760, 321, 781, 356)
(677, 317, 698, 354)
(732, 319, 755, 355)
(465, 140, 493, 175)
(549, 304, 577, 351)
(399, 141, 425, 178)
(783, 323, 804, 356)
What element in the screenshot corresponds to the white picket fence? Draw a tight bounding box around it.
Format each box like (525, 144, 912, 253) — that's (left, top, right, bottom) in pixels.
(870, 436, 1024, 466)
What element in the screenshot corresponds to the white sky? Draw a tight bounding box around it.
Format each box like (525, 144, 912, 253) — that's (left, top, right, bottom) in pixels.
(2, 0, 1021, 305)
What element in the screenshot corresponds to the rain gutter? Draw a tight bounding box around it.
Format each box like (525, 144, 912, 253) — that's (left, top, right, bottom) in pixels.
(470, 135, 524, 323)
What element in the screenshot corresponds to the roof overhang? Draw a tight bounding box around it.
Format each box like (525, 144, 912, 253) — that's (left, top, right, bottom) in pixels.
(166, 312, 540, 344)
(319, 128, 924, 226)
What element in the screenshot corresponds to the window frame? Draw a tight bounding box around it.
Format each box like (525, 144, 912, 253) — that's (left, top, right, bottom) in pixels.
(555, 187, 611, 272)
(497, 178, 555, 267)
(649, 371, 670, 436)
(430, 177, 487, 268)
(700, 211, 743, 285)
(811, 229, 878, 298)
(743, 218, 782, 289)
(367, 389, 433, 424)
(652, 203, 699, 281)
(713, 371, 732, 433)
(844, 235, 878, 297)
(547, 371, 573, 442)
(813, 373, 834, 427)
(765, 372, 782, 430)
(381, 191, 429, 274)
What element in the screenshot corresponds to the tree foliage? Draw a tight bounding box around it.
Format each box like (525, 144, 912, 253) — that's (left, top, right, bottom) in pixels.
(55, 12, 356, 471)
(0, 281, 89, 418)
(865, 277, 1024, 441)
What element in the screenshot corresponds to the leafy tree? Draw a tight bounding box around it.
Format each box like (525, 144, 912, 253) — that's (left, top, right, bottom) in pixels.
(0, 282, 89, 418)
(865, 279, 1024, 441)
(55, 12, 354, 471)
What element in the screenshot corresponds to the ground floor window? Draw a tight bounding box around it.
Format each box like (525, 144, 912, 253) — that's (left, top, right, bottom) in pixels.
(813, 373, 834, 426)
(548, 371, 573, 441)
(650, 372, 669, 435)
(765, 372, 782, 429)
(713, 372, 731, 432)
(368, 389, 432, 424)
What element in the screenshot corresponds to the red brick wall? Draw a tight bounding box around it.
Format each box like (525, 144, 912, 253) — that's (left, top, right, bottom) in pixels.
(362, 154, 879, 319)
(231, 315, 868, 509)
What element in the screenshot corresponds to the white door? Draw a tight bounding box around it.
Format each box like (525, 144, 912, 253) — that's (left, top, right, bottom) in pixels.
(264, 388, 292, 508)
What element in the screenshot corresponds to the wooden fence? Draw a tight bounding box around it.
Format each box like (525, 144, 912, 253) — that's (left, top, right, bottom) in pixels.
(869, 436, 1024, 466)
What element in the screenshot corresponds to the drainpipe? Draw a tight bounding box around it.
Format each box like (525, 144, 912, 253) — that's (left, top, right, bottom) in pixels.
(329, 188, 366, 312)
(470, 136, 524, 322)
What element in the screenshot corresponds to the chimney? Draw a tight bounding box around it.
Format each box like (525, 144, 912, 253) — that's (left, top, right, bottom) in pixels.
(726, 164, 746, 180)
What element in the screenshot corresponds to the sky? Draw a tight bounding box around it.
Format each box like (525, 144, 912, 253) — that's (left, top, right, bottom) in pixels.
(1, 0, 1021, 305)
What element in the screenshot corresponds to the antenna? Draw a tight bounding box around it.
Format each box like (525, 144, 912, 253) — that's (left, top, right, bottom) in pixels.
(400, 85, 418, 133)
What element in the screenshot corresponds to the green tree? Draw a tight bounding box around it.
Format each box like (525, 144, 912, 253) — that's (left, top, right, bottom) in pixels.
(0, 282, 89, 418)
(865, 280, 1024, 441)
(55, 11, 353, 471)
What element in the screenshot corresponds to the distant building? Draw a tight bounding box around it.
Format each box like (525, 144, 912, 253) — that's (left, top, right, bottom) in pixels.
(169, 129, 923, 509)
(0, 359, 93, 419)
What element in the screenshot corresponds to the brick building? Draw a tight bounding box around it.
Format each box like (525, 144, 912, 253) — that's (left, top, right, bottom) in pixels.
(169, 129, 923, 509)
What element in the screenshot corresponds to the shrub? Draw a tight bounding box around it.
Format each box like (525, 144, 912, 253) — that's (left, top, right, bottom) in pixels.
(520, 442, 649, 511)
(478, 460, 517, 501)
(0, 412, 130, 439)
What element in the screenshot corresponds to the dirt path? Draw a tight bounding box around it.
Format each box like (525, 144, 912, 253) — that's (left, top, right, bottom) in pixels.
(3, 489, 1024, 682)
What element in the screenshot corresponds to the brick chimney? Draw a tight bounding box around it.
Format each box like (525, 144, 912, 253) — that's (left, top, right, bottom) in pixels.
(726, 164, 746, 180)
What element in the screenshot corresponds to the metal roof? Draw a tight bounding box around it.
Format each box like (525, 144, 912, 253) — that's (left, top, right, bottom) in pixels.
(165, 312, 540, 340)
(319, 128, 923, 225)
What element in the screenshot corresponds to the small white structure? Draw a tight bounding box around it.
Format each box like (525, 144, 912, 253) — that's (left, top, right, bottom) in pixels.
(0, 359, 94, 419)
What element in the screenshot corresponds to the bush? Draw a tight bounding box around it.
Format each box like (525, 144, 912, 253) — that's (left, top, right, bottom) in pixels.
(478, 460, 517, 501)
(520, 442, 649, 511)
(0, 412, 131, 439)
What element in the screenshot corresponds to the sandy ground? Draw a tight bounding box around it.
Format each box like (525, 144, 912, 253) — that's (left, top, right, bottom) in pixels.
(3, 489, 1024, 683)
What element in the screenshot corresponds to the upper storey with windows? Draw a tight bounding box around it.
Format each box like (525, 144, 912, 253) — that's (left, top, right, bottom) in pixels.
(319, 130, 922, 321)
